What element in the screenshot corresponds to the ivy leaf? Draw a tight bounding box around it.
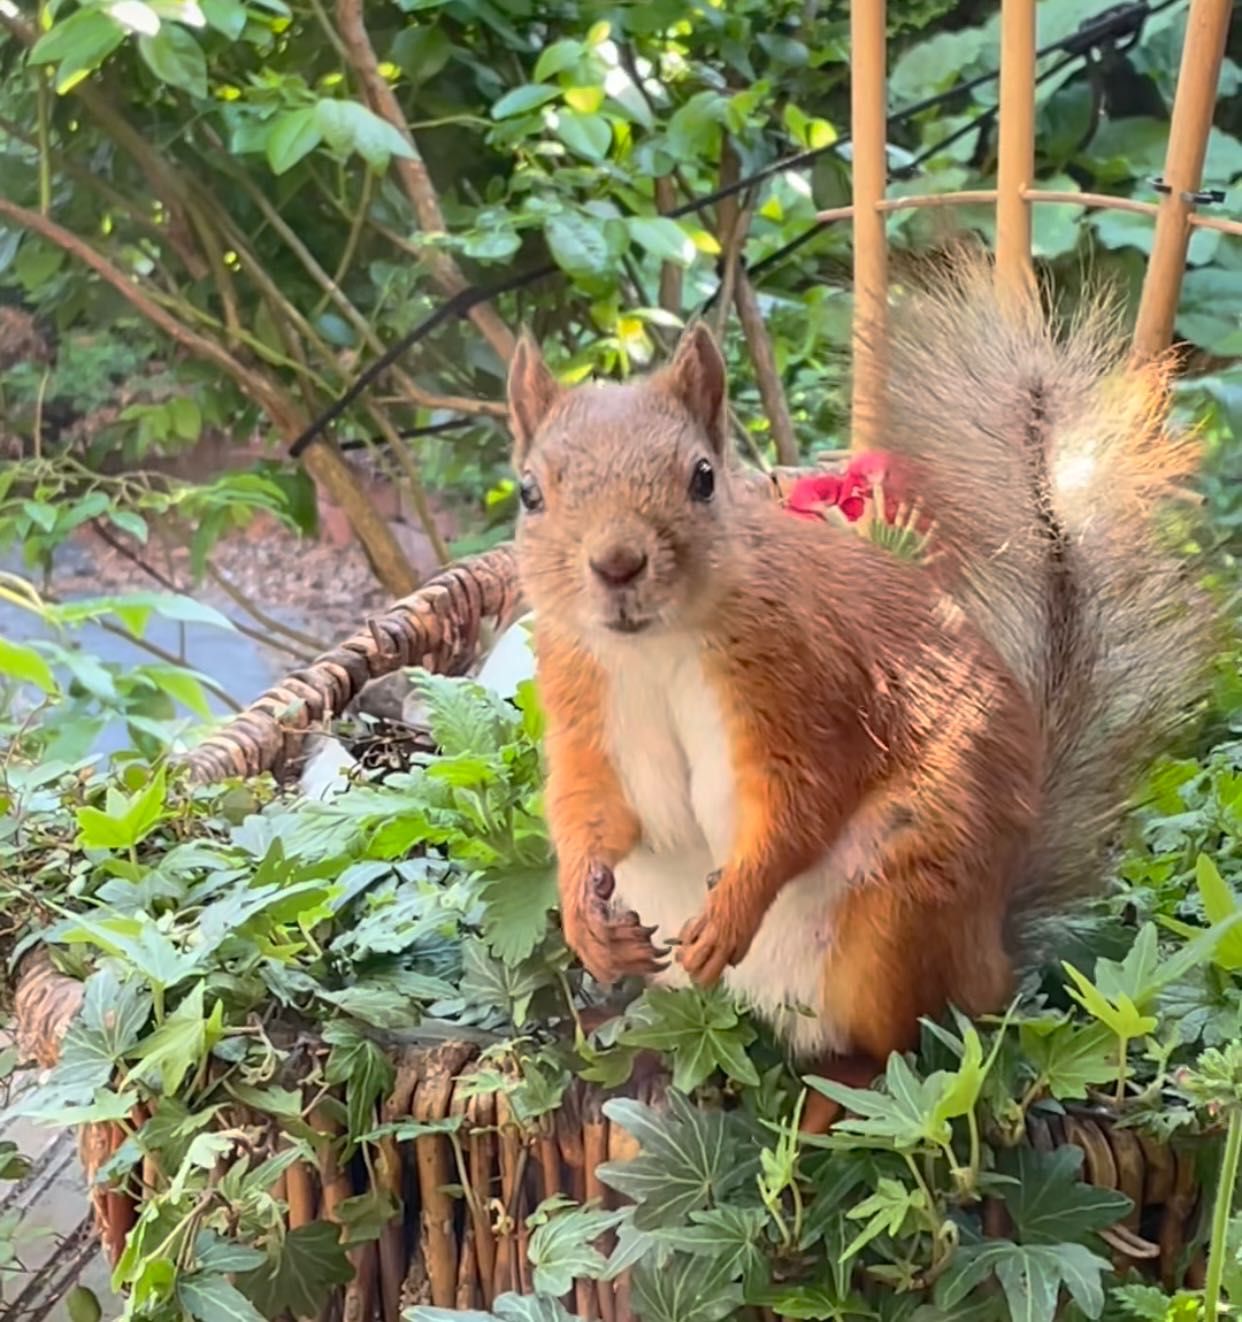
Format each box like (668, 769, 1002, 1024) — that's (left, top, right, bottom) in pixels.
(193, 1231, 266, 1276)
(528, 1203, 625, 1297)
(621, 986, 759, 1092)
(338, 1188, 402, 1245)
(596, 1093, 759, 1230)
(81, 965, 153, 1058)
(406, 1294, 584, 1322)
(654, 1206, 767, 1282)
(477, 863, 557, 966)
(842, 1176, 925, 1260)
(1017, 1018, 1116, 1100)
(129, 982, 224, 1094)
(237, 1223, 354, 1317)
(138, 25, 209, 98)
(806, 1050, 951, 1149)
(178, 1272, 267, 1322)
(457, 937, 557, 1028)
(997, 1147, 1130, 1246)
(935, 1241, 1111, 1322)
(631, 1250, 742, 1322)
(323, 1019, 396, 1151)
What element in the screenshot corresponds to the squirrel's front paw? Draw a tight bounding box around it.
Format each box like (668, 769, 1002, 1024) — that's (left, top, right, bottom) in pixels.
(676, 891, 755, 986)
(569, 863, 667, 985)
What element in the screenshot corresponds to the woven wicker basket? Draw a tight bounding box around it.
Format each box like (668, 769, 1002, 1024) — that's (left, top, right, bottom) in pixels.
(10, 492, 1213, 1315)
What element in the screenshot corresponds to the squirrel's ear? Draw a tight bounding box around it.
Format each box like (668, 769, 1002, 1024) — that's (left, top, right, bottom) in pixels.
(664, 321, 728, 455)
(507, 331, 562, 465)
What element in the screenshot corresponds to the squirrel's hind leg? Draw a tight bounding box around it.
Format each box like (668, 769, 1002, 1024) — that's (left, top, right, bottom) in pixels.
(802, 856, 1014, 1134)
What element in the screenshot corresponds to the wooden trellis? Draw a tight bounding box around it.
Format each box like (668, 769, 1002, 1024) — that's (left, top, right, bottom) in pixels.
(842, 0, 1240, 452)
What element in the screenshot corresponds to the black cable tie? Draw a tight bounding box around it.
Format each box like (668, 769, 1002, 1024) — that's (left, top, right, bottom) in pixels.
(1062, 2, 1149, 57)
(1151, 177, 1226, 205)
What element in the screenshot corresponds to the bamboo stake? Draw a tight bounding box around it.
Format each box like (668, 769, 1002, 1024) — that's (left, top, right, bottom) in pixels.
(848, 0, 888, 453)
(996, 0, 1037, 300)
(1132, 0, 1233, 360)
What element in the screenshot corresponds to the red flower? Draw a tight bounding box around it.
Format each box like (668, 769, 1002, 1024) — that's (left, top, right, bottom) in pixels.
(785, 451, 902, 524)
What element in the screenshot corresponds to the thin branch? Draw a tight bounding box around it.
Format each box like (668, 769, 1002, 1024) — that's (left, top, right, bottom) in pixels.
(89, 519, 323, 661)
(205, 564, 329, 657)
(312, 167, 372, 318)
(734, 271, 799, 466)
(333, 0, 516, 364)
(97, 618, 244, 713)
(654, 176, 682, 314)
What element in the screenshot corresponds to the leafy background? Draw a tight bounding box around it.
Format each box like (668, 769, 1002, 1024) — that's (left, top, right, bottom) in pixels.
(2, 0, 1242, 1319)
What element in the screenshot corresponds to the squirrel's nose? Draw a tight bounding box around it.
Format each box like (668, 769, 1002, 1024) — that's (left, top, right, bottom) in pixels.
(590, 546, 648, 587)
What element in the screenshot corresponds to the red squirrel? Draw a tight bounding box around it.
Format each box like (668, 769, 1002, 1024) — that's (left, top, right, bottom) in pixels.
(507, 256, 1210, 1126)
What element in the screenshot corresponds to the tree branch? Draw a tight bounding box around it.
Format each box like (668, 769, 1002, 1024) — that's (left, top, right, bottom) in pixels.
(333, 0, 516, 365)
(0, 197, 419, 598)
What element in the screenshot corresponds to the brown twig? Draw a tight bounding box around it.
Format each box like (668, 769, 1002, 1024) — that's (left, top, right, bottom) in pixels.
(653, 177, 682, 314)
(205, 563, 330, 656)
(734, 271, 800, 465)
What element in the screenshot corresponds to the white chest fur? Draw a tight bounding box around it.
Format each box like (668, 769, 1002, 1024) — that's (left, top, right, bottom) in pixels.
(597, 634, 848, 1060)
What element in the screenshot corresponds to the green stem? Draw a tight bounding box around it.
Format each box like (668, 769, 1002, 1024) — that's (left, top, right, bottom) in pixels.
(1204, 1105, 1242, 1318)
(1115, 1034, 1129, 1105)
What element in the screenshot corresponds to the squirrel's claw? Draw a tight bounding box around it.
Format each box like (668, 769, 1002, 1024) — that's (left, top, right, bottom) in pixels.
(572, 873, 668, 983)
(676, 902, 741, 986)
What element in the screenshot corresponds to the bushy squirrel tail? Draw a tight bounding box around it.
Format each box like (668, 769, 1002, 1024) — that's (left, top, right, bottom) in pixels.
(876, 252, 1216, 936)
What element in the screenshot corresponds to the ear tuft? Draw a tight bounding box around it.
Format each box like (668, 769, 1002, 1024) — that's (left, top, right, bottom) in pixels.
(507, 331, 562, 465)
(663, 321, 728, 455)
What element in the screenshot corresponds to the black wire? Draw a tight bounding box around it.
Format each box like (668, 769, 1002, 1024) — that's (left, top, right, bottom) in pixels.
(288, 0, 1180, 460)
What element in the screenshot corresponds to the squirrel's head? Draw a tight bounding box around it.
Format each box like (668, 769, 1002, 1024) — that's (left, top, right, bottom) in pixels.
(507, 323, 737, 644)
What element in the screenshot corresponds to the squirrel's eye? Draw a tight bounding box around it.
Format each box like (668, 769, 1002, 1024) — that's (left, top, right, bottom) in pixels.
(689, 458, 715, 503)
(519, 473, 545, 513)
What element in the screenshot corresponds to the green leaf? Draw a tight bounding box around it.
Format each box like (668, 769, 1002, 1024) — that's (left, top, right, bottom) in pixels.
(142, 665, 213, 719)
(533, 40, 583, 82)
(391, 24, 453, 82)
(626, 217, 696, 267)
(478, 863, 557, 966)
(194, 1232, 267, 1276)
(556, 111, 611, 162)
(200, 0, 247, 39)
(107, 509, 150, 544)
(138, 26, 209, 98)
(179, 1273, 267, 1322)
(1018, 1019, 1117, 1100)
(936, 1240, 1111, 1322)
(621, 986, 759, 1092)
(843, 1175, 926, 1260)
(323, 1019, 396, 1150)
(806, 1050, 952, 1149)
(66, 1286, 102, 1322)
(596, 1093, 759, 1230)
(267, 107, 323, 174)
(52, 911, 200, 990)
(528, 1203, 625, 1296)
(75, 766, 168, 850)
(338, 1188, 402, 1245)
(631, 1250, 742, 1322)
(28, 9, 126, 90)
(314, 100, 417, 172)
(997, 1146, 1130, 1246)
(0, 637, 56, 694)
(237, 1222, 354, 1317)
(491, 83, 559, 119)
(130, 982, 224, 1094)
(545, 211, 617, 281)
